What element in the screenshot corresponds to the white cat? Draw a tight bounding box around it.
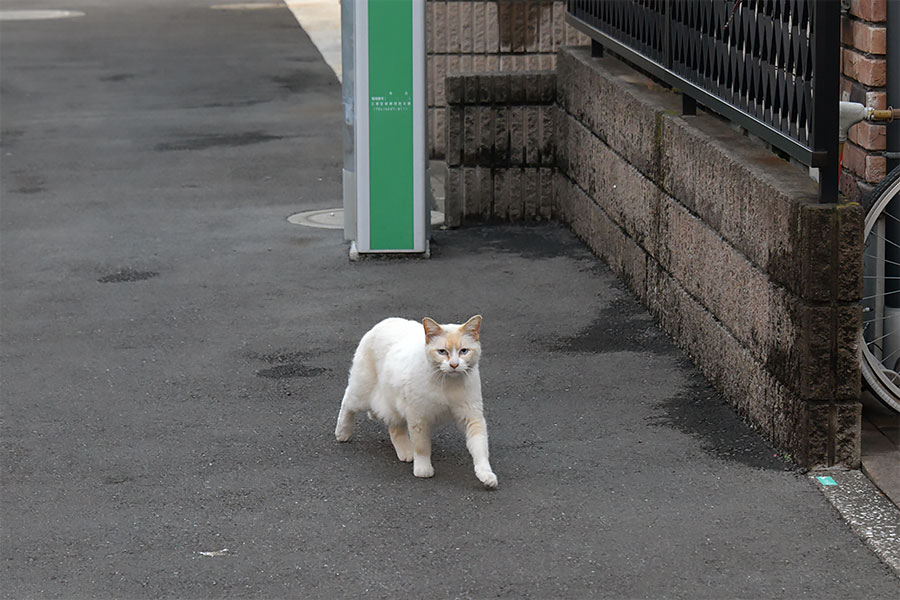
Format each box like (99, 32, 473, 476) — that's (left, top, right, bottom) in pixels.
(335, 315, 498, 489)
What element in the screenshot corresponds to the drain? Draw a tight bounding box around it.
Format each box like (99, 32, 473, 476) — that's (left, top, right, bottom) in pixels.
(287, 208, 445, 229)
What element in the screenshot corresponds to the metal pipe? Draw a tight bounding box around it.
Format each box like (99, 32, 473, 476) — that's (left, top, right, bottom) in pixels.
(888, 0, 899, 172)
(885, 0, 899, 309)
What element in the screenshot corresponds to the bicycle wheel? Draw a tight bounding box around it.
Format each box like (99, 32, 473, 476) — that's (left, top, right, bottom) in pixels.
(861, 164, 900, 412)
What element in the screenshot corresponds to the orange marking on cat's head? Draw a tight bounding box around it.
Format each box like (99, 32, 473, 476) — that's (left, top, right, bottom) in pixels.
(422, 317, 443, 344)
(423, 315, 482, 345)
(461, 314, 482, 341)
(422, 316, 484, 373)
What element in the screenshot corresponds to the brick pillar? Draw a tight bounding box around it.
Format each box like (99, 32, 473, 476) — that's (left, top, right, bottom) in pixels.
(840, 0, 889, 201)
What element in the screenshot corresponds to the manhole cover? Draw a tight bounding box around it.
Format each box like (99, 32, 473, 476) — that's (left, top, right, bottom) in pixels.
(210, 3, 282, 10)
(288, 208, 445, 230)
(0, 10, 86, 20)
(287, 209, 344, 229)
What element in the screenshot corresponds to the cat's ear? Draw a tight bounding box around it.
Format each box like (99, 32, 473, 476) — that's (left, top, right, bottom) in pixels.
(422, 317, 443, 343)
(461, 315, 482, 341)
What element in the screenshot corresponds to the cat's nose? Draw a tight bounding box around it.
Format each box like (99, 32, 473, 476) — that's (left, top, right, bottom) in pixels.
(449, 360, 459, 369)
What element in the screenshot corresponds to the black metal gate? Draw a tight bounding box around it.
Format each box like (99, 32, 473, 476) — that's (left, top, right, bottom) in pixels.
(566, 0, 840, 203)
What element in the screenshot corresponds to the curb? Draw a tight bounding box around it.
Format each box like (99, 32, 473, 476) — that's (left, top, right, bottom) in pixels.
(811, 470, 900, 578)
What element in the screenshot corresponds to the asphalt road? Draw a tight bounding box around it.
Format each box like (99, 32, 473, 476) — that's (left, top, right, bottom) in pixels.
(1, 1, 898, 598)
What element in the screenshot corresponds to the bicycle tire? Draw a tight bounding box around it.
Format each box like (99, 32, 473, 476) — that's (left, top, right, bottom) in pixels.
(860, 164, 900, 413)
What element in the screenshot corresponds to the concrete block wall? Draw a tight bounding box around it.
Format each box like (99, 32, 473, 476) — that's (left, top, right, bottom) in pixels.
(443, 47, 865, 469)
(427, 0, 588, 159)
(555, 48, 864, 468)
(444, 71, 558, 226)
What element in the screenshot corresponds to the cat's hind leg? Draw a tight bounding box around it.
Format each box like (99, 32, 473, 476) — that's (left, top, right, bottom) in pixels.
(335, 366, 374, 442)
(388, 424, 414, 462)
(336, 340, 379, 442)
(334, 403, 356, 442)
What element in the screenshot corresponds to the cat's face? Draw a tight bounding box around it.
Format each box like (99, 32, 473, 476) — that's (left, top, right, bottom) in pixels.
(423, 315, 482, 375)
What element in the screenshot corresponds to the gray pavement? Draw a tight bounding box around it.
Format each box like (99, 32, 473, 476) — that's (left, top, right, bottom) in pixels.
(1, 1, 898, 598)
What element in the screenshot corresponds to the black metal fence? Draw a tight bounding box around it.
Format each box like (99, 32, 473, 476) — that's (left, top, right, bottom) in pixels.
(566, 0, 840, 203)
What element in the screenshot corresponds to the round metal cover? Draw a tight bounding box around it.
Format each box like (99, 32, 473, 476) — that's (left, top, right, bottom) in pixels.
(288, 209, 444, 230)
(210, 3, 282, 10)
(0, 10, 86, 20)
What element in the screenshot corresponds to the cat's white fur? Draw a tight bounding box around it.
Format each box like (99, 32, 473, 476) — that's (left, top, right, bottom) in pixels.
(335, 315, 497, 489)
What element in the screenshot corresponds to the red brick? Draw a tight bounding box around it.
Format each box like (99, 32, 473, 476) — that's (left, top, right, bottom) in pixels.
(841, 16, 852, 45)
(842, 48, 887, 86)
(840, 168, 862, 203)
(866, 154, 887, 183)
(844, 141, 888, 183)
(840, 76, 854, 102)
(850, 20, 887, 54)
(841, 141, 867, 181)
(848, 120, 886, 151)
(867, 90, 887, 110)
(849, 0, 886, 22)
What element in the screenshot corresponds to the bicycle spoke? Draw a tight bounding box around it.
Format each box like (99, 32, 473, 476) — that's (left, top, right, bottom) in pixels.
(877, 346, 900, 368)
(863, 254, 900, 269)
(862, 312, 900, 325)
(862, 289, 900, 301)
(867, 230, 900, 251)
(881, 208, 900, 225)
(865, 327, 900, 346)
(861, 170, 900, 406)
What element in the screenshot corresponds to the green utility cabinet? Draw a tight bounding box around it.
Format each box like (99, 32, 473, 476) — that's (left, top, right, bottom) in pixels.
(342, 0, 428, 256)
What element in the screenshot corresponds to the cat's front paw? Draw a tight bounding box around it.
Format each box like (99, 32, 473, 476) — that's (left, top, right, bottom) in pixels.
(476, 468, 498, 489)
(413, 463, 435, 478)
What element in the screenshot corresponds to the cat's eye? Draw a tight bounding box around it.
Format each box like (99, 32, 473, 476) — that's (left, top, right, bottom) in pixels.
(437, 349, 449, 356)
(459, 348, 470, 355)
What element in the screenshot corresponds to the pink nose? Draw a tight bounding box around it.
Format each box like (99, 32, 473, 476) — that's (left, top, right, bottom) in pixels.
(449, 361, 459, 369)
